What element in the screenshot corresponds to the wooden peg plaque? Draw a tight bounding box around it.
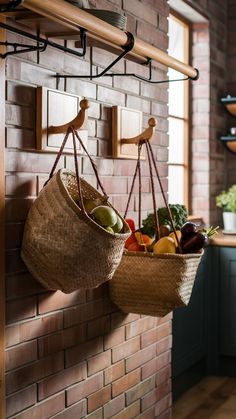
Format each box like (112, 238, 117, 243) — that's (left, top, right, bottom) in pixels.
(36, 86, 88, 153)
(112, 106, 145, 159)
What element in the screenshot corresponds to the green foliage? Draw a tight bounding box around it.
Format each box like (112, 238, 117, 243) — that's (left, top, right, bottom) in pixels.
(141, 204, 188, 237)
(216, 185, 236, 213)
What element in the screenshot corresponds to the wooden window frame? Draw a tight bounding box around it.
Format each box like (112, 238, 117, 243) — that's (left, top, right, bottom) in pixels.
(168, 11, 190, 209)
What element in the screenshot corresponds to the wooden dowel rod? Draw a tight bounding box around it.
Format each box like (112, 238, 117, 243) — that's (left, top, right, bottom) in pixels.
(22, 0, 198, 79)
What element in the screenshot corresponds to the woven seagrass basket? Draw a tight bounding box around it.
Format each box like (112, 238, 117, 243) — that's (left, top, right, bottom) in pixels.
(21, 169, 130, 293)
(109, 250, 203, 317)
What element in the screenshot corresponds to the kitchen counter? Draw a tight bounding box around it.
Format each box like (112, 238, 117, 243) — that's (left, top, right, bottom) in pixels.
(210, 230, 236, 247)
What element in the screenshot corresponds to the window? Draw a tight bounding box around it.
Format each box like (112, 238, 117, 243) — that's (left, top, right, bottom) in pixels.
(168, 13, 190, 207)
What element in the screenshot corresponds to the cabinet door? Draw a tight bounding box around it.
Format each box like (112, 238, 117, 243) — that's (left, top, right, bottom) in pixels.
(220, 247, 236, 356)
(172, 252, 207, 378)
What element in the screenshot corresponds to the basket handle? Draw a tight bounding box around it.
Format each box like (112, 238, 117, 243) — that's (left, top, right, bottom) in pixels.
(45, 125, 108, 212)
(124, 139, 182, 252)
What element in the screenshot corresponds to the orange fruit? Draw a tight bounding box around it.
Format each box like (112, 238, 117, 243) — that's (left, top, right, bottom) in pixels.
(125, 233, 136, 249)
(169, 230, 181, 246)
(127, 242, 145, 252)
(135, 232, 153, 246)
(153, 237, 176, 254)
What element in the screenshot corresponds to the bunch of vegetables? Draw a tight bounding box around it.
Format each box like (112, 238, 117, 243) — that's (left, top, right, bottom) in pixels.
(125, 204, 218, 255)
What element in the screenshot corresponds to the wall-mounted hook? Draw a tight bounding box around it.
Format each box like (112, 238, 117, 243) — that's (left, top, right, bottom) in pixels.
(121, 117, 157, 145)
(48, 98, 90, 134)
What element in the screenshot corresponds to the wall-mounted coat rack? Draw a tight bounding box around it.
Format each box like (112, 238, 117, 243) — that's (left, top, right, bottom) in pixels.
(220, 96, 236, 154)
(0, 0, 199, 82)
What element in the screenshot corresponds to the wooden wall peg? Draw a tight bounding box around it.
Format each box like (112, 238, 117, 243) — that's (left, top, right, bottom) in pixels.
(37, 87, 89, 153)
(48, 98, 90, 134)
(112, 105, 157, 159)
(121, 117, 157, 145)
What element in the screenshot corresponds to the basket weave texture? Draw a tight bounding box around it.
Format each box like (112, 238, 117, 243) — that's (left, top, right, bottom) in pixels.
(21, 169, 130, 293)
(109, 250, 203, 317)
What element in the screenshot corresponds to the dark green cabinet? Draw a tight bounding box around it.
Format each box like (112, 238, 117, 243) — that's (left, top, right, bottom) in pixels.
(219, 247, 236, 356)
(172, 245, 236, 396)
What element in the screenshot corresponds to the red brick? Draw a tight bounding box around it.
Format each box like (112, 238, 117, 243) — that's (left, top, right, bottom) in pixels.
(51, 399, 87, 419)
(141, 379, 171, 412)
(85, 408, 103, 419)
(96, 120, 110, 140)
(6, 222, 24, 250)
(97, 85, 125, 106)
(104, 394, 125, 419)
(12, 392, 65, 419)
(154, 394, 172, 417)
(141, 322, 171, 348)
(6, 384, 36, 417)
(38, 289, 86, 314)
(67, 372, 103, 406)
(6, 103, 34, 129)
(86, 283, 109, 301)
(141, 351, 171, 380)
(64, 299, 115, 328)
(112, 336, 140, 363)
(6, 272, 44, 299)
(87, 385, 111, 413)
(6, 351, 64, 395)
(7, 80, 35, 105)
(112, 369, 140, 398)
(6, 127, 35, 149)
(5, 174, 37, 197)
(104, 360, 125, 385)
(124, 0, 157, 24)
(6, 296, 37, 324)
(126, 317, 156, 339)
(38, 362, 86, 400)
(137, 406, 156, 419)
(88, 350, 111, 376)
(6, 340, 37, 371)
(6, 149, 64, 173)
(156, 336, 172, 356)
(155, 365, 171, 387)
(126, 376, 156, 406)
(65, 337, 103, 368)
(104, 327, 125, 350)
(6, 248, 28, 273)
(87, 315, 111, 339)
(38, 323, 86, 358)
(126, 345, 156, 373)
(112, 401, 140, 419)
(99, 176, 128, 194)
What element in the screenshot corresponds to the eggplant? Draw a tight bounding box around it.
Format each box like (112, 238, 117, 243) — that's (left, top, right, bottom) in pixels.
(181, 232, 208, 253)
(181, 222, 197, 238)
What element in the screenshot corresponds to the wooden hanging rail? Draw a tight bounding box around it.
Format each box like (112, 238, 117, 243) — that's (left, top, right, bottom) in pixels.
(0, 0, 198, 79)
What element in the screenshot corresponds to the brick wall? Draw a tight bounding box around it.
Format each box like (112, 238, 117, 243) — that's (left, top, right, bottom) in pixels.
(5, 1, 172, 418)
(188, 0, 228, 225)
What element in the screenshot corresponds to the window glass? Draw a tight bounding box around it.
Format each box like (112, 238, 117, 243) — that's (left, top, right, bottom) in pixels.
(168, 13, 189, 206)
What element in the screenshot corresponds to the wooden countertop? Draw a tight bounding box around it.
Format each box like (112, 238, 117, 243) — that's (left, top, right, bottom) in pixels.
(210, 230, 236, 247)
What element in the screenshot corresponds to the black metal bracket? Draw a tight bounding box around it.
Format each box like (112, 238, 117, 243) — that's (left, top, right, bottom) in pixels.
(55, 31, 135, 80)
(0, 0, 23, 13)
(0, 22, 87, 59)
(55, 36, 199, 84)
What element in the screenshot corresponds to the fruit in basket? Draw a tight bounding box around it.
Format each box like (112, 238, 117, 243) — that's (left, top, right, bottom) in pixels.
(181, 231, 208, 253)
(125, 218, 136, 232)
(113, 216, 123, 233)
(153, 237, 176, 254)
(181, 222, 197, 237)
(169, 230, 181, 246)
(83, 198, 102, 213)
(160, 225, 171, 237)
(125, 233, 136, 249)
(91, 205, 117, 227)
(127, 241, 145, 252)
(135, 232, 153, 246)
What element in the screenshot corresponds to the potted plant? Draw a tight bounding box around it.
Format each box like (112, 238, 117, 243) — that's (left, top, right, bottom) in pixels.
(216, 185, 236, 231)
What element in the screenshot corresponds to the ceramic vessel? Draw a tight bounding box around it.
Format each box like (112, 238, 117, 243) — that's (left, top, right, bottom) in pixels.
(223, 212, 236, 231)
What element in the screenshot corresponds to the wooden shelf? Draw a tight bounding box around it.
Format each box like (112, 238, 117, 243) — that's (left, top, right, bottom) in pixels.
(221, 96, 236, 117)
(0, 0, 198, 79)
